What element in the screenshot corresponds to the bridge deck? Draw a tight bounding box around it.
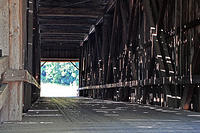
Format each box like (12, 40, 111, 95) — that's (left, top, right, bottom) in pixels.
(0, 97, 200, 133)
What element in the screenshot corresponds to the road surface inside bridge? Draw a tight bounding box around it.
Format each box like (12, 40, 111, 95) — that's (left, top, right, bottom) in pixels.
(0, 97, 200, 133)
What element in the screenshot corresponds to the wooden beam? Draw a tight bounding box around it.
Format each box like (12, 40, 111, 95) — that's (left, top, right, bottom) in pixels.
(41, 58, 79, 62)
(41, 48, 80, 58)
(41, 39, 82, 43)
(38, 7, 104, 17)
(0, 0, 25, 122)
(38, 0, 108, 8)
(39, 16, 97, 25)
(41, 44, 80, 49)
(25, 71, 40, 88)
(40, 23, 91, 27)
(41, 47, 80, 51)
(40, 25, 91, 29)
(2, 69, 40, 89)
(40, 33, 87, 37)
(41, 34, 84, 40)
(41, 41, 80, 45)
(41, 34, 85, 37)
(40, 25, 90, 34)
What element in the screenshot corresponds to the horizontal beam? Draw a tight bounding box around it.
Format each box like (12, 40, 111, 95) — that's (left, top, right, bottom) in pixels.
(40, 25, 91, 29)
(41, 46, 80, 51)
(41, 34, 84, 40)
(41, 33, 85, 37)
(79, 75, 200, 90)
(40, 31, 89, 34)
(38, 7, 104, 17)
(38, 0, 108, 8)
(2, 69, 40, 89)
(41, 42, 80, 47)
(40, 25, 90, 34)
(39, 16, 97, 25)
(41, 58, 79, 62)
(41, 43, 81, 49)
(41, 39, 82, 42)
(41, 48, 80, 58)
(40, 32, 87, 36)
(40, 24, 91, 27)
(0, 56, 8, 76)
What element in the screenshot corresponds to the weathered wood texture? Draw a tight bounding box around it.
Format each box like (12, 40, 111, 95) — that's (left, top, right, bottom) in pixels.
(24, 0, 33, 112)
(0, 56, 8, 76)
(0, 0, 26, 122)
(80, 0, 200, 111)
(38, 0, 110, 59)
(0, 84, 9, 122)
(0, 0, 9, 56)
(2, 69, 40, 89)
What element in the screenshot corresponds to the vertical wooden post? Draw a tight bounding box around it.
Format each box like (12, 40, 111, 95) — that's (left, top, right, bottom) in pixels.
(1, 0, 24, 121)
(32, 0, 41, 101)
(24, 0, 33, 112)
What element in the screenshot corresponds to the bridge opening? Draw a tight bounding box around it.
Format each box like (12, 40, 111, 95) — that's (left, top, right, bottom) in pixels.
(40, 61, 79, 97)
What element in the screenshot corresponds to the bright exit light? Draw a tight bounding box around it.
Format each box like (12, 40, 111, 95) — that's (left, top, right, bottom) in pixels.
(40, 61, 79, 97)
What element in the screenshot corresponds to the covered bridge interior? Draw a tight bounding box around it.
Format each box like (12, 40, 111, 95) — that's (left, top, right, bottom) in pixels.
(0, 0, 200, 132)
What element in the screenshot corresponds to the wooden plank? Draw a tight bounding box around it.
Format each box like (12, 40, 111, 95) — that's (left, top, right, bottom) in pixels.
(39, 16, 97, 25)
(41, 39, 82, 43)
(40, 25, 90, 34)
(41, 48, 80, 58)
(41, 43, 80, 49)
(38, 7, 103, 17)
(41, 34, 84, 41)
(3, 69, 26, 82)
(38, 0, 108, 8)
(40, 32, 87, 36)
(2, 69, 40, 89)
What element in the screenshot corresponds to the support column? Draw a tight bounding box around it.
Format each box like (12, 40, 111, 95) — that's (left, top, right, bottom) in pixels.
(1, 0, 25, 121)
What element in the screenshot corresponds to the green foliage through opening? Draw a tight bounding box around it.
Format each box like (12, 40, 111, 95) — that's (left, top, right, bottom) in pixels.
(41, 62, 79, 86)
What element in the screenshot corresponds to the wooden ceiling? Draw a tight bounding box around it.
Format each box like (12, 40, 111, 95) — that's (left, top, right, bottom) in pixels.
(38, 0, 111, 59)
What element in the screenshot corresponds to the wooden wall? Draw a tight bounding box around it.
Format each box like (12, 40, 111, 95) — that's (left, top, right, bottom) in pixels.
(0, 0, 9, 56)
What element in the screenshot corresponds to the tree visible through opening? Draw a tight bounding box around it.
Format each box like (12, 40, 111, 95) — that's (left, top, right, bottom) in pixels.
(40, 61, 79, 97)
